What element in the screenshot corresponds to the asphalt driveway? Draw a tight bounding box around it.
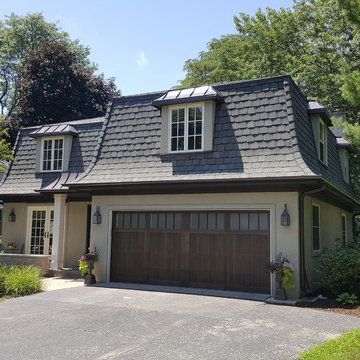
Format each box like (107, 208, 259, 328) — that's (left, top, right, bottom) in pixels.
(0, 286, 359, 360)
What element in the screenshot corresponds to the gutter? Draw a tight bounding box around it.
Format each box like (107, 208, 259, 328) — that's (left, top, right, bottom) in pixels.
(299, 185, 327, 296)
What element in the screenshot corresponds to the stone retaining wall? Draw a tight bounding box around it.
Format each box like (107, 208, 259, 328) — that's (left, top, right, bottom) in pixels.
(0, 254, 51, 275)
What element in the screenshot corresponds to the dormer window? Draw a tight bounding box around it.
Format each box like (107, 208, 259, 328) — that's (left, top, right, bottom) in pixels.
(170, 104, 203, 152)
(41, 137, 64, 171)
(308, 101, 331, 166)
(319, 120, 327, 164)
(29, 123, 78, 173)
(152, 85, 223, 155)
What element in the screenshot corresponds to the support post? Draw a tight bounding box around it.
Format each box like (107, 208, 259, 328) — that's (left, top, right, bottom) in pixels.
(50, 194, 67, 270)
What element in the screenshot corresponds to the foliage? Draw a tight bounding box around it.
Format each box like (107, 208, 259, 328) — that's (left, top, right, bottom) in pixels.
(298, 328, 360, 360)
(0, 13, 92, 133)
(265, 253, 295, 289)
(338, 0, 360, 26)
(0, 122, 14, 171)
(0, 265, 42, 297)
(79, 260, 88, 278)
(318, 242, 360, 296)
(333, 119, 360, 197)
(336, 292, 359, 305)
(78, 247, 98, 277)
(282, 266, 295, 289)
(181, 0, 360, 119)
(265, 252, 290, 273)
(16, 41, 119, 128)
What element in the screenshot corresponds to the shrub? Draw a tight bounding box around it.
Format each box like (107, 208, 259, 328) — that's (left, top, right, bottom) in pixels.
(0, 265, 43, 297)
(318, 242, 360, 296)
(0, 265, 7, 296)
(336, 292, 359, 306)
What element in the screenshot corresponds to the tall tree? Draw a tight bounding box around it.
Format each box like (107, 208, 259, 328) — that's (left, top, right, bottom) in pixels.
(0, 13, 91, 117)
(16, 41, 119, 128)
(181, 0, 360, 119)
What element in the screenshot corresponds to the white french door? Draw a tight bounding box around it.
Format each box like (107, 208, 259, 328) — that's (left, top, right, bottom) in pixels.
(26, 207, 54, 255)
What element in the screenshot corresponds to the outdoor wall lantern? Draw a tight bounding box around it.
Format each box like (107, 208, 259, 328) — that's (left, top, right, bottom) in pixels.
(281, 204, 290, 226)
(8, 208, 16, 222)
(93, 206, 102, 224)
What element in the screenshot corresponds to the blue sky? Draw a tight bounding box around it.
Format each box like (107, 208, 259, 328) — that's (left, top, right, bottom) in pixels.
(1, 1, 294, 95)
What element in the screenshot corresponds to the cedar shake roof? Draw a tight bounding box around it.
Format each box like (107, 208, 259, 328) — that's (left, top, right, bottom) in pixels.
(0, 75, 356, 202)
(73, 76, 354, 198)
(0, 117, 104, 195)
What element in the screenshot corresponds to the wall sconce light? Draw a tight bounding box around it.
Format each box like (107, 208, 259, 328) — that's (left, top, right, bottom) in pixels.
(281, 204, 290, 226)
(8, 208, 16, 222)
(93, 206, 102, 224)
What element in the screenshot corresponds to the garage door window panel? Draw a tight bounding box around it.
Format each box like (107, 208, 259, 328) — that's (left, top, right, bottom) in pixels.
(190, 212, 225, 231)
(114, 213, 146, 230)
(150, 213, 182, 230)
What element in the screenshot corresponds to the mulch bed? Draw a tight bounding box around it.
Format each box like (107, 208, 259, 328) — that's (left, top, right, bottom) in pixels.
(297, 298, 360, 317)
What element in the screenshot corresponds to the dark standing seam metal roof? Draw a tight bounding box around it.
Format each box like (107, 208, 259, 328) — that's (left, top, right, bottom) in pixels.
(71, 75, 353, 201)
(29, 124, 78, 138)
(0, 117, 104, 195)
(151, 85, 223, 107)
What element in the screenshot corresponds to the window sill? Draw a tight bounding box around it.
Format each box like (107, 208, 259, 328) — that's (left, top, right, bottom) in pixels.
(36, 170, 64, 175)
(160, 150, 212, 156)
(312, 250, 321, 257)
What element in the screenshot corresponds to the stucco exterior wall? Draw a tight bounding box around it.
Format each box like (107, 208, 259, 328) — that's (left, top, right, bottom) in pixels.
(90, 192, 300, 299)
(2, 203, 30, 250)
(303, 196, 353, 292)
(64, 202, 89, 268)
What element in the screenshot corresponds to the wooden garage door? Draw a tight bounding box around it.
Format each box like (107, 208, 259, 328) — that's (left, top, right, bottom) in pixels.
(110, 211, 270, 293)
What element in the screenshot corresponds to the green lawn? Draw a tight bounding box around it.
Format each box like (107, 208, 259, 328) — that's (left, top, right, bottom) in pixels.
(298, 328, 360, 360)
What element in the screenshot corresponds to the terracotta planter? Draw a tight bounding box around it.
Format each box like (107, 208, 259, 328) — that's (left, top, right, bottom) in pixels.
(275, 272, 287, 300)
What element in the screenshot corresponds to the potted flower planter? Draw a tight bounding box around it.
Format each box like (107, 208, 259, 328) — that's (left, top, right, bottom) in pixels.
(275, 272, 287, 300)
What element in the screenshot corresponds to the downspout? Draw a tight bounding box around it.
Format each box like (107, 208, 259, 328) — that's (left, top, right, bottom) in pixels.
(299, 185, 327, 296)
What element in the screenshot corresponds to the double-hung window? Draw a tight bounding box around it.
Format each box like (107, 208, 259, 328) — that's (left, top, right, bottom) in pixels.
(318, 120, 328, 164)
(41, 137, 64, 171)
(312, 204, 321, 254)
(170, 104, 203, 152)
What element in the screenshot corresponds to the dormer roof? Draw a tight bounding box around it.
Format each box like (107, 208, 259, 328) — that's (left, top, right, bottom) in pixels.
(151, 85, 223, 108)
(29, 124, 78, 138)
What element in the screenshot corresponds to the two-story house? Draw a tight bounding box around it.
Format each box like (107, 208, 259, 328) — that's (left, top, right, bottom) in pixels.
(0, 75, 358, 299)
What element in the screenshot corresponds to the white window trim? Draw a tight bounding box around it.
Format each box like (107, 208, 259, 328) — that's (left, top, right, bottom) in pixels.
(168, 102, 204, 153)
(319, 119, 328, 165)
(40, 136, 64, 172)
(341, 213, 347, 245)
(312, 203, 321, 255)
(25, 206, 54, 255)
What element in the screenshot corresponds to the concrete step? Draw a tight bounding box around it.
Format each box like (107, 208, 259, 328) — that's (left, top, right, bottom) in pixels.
(49, 268, 83, 279)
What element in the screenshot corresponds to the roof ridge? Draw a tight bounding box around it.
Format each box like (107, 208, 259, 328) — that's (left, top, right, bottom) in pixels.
(113, 75, 295, 102)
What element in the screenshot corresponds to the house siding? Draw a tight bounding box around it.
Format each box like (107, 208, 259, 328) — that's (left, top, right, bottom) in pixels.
(64, 202, 89, 268)
(303, 196, 353, 293)
(2, 203, 28, 249)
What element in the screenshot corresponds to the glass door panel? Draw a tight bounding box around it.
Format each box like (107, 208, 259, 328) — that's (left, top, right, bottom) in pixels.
(30, 210, 46, 254)
(29, 208, 54, 255)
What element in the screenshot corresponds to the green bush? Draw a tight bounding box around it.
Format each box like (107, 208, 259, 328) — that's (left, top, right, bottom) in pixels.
(0, 265, 43, 297)
(336, 292, 358, 306)
(0, 265, 7, 296)
(318, 242, 360, 296)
